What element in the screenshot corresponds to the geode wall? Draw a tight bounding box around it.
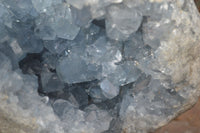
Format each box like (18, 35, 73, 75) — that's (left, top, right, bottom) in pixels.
(0, 0, 200, 133)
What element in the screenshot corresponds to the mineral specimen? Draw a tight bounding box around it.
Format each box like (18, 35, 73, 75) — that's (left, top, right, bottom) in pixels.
(0, 0, 200, 133)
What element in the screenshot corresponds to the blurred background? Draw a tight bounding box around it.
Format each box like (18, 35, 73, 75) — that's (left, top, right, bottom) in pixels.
(154, 98, 200, 133)
(195, 0, 200, 11)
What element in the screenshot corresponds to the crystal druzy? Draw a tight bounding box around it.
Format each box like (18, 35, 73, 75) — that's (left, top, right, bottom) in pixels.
(0, 0, 200, 133)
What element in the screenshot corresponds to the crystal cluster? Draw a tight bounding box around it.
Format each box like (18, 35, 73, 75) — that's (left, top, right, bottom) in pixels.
(0, 0, 200, 133)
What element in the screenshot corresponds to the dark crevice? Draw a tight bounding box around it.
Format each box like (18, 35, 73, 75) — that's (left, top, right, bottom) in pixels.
(92, 19, 106, 29)
(19, 52, 43, 75)
(37, 74, 46, 96)
(18, 50, 46, 96)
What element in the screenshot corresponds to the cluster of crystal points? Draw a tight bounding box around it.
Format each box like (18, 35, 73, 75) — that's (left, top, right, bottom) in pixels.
(0, 0, 200, 133)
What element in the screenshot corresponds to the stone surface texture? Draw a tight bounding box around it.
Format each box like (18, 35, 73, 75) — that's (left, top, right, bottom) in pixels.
(0, 0, 200, 133)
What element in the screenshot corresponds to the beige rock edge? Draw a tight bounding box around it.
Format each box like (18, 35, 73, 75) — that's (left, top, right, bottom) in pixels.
(0, 95, 38, 133)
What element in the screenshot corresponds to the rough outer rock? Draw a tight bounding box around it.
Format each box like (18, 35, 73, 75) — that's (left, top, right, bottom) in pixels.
(119, 0, 200, 132)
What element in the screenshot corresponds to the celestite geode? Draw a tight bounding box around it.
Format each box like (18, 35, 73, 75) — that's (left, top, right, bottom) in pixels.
(0, 0, 200, 133)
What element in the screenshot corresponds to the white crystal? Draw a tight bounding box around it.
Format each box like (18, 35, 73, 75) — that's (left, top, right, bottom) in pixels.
(106, 5, 143, 40)
(100, 79, 119, 99)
